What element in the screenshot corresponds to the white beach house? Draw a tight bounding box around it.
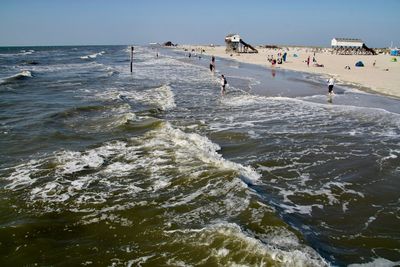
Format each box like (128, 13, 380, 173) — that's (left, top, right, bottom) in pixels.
(331, 38, 364, 48)
(225, 34, 241, 52)
(331, 38, 375, 55)
(225, 34, 258, 53)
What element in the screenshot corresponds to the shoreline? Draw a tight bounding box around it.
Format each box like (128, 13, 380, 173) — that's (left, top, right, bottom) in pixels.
(176, 45, 400, 99)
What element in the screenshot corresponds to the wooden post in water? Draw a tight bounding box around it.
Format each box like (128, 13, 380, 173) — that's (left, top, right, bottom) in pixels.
(130, 46, 134, 73)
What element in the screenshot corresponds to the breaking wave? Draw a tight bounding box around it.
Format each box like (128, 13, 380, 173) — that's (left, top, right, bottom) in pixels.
(80, 51, 105, 59)
(0, 70, 33, 84)
(95, 84, 176, 111)
(3, 122, 260, 209)
(164, 222, 329, 267)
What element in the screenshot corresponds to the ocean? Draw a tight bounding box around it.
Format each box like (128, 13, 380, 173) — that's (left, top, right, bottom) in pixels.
(0, 45, 399, 266)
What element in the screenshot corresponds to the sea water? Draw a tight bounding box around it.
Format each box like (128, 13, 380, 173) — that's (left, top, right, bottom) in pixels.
(0, 45, 399, 266)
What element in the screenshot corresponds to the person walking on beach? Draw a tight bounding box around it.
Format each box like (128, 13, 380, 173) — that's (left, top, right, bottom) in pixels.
(307, 56, 310, 67)
(220, 74, 227, 96)
(327, 77, 335, 95)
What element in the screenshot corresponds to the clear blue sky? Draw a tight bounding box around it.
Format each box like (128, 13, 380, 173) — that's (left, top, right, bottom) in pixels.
(1, 0, 399, 47)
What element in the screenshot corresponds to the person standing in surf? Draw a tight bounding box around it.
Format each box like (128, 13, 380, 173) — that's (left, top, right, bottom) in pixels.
(327, 77, 335, 95)
(209, 56, 215, 73)
(220, 74, 227, 96)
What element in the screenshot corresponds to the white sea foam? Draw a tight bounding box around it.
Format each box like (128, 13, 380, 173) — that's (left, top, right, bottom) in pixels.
(221, 94, 268, 107)
(1, 70, 33, 84)
(279, 202, 324, 215)
(3, 159, 43, 190)
(80, 51, 105, 59)
(57, 150, 104, 174)
(348, 258, 400, 267)
(54, 142, 126, 175)
(378, 148, 400, 167)
(95, 84, 176, 111)
(272, 177, 366, 216)
(127, 255, 155, 267)
(224, 92, 400, 125)
(104, 105, 137, 128)
(153, 123, 261, 184)
(259, 151, 368, 216)
(213, 92, 400, 144)
(165, 222, 329, 267)
(19, 50, 35, 55)
(152, 84, 176, 110)
(0, 50, 34, 57)
(3, 122, 261, 227)
(19, 70, 32, 77)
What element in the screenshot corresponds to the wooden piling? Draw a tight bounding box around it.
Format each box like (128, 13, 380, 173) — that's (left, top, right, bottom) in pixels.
(130, 46, 134, 72)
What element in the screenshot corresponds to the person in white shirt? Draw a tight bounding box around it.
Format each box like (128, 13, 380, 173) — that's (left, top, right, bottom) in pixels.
(327, 77, 335, 95)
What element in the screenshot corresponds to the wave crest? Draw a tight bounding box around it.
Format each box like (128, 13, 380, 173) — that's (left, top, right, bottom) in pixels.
(80, 51, 105, 59)
(0, 70, 33, 84)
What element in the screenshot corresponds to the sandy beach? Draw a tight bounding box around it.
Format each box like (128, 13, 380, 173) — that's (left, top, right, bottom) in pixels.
(179, 45, 400, 98)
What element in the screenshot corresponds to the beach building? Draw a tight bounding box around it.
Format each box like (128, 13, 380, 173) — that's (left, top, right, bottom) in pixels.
(331, 38, 376, 55)
(331, 38, 363, 48)
(225, 34, 258, 53)
(225, 34, 240, 52)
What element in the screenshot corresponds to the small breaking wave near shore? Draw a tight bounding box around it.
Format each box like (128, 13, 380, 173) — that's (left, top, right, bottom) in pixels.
(0, 70, 33, 84)
(80, 51, 105, 59)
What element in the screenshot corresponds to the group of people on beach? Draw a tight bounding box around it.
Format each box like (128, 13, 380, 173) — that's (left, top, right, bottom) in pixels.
(306, 53, 324, 67)
(268, 52, 287, 66)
